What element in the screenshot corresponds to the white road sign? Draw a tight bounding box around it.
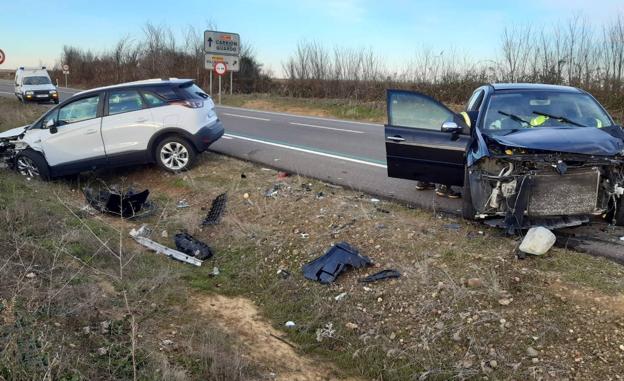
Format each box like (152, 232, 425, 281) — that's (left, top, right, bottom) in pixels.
(204, 31, 240, 57)
(214, 62, 227, 76)
(62, 64, 69, 71)
(204, 54, 240, 72)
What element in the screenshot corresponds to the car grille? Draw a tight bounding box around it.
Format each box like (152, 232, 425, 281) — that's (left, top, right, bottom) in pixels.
(527, 168, 600, 216)
(33, 90, 50, 96)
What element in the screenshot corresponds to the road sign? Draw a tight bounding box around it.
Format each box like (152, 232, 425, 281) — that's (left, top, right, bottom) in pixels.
(204, 54, 240, 72)
(214, 62, 227, 76)
(62, 64, 69, 71)
(0, 49, 5, 65)
(204, 31, 240, 57)
(62, 70, 70, 75)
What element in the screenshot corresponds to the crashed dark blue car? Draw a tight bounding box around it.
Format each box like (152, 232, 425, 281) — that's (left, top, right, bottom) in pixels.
(384, 83, 624, 230)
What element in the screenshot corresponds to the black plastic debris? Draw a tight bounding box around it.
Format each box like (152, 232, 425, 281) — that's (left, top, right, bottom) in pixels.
(359, 269, 401, 283)
(303, 242, 372, 284)
(174, 232, 213, 260)
(84, 186, 153, 218)
(202, 193, 227, 226)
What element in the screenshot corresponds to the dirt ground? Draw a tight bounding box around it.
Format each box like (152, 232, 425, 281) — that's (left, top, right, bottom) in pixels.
(195, 294, 363, 381)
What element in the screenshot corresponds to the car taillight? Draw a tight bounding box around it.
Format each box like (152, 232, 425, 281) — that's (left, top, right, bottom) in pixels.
(171, 100, 204, 108)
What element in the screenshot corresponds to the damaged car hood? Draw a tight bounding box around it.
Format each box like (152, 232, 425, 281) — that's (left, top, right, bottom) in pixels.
(0, 126, 28, 140)
(485, 127, 624, 156)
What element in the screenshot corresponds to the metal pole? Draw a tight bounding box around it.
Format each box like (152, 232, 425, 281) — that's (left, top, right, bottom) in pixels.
(218, 75, 222, 105)
(209, 71, 213, 96)
(230, 71, 233, 95)
(65, 73, 68, 88)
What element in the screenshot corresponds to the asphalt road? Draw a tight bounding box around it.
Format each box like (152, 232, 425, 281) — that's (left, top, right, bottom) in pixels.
(0, 79, 462, 213)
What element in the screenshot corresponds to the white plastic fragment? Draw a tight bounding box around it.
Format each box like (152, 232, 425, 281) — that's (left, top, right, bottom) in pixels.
(285, 321, 296, 328)
(334, 292, 348, 301)
(519, 227, 557, 256)
(130, 225, 202, 266)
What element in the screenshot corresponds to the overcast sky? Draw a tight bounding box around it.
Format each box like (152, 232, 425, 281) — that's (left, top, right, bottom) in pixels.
(1, 0, 623, 75)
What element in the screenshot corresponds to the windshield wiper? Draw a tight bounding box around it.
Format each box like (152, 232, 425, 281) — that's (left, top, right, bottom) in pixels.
(498, 111, 530, 126)
(532, 111, 585, 127)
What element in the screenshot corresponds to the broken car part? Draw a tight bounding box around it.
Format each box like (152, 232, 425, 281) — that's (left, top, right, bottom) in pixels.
(174, 232, 213, 260)
(359, 269, 402, 283)
(129, 225, 202, 266)
(202, 193, 227, 226)
(84, 186, 154, 218)
(518, 227, 557, 255)
(303, 242, 372, 284)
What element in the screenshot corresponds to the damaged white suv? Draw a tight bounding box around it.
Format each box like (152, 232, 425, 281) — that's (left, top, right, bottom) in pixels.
(0, 79, 224, 180)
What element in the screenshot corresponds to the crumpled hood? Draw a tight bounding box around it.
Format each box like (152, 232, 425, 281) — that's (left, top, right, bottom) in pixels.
(486, 127, 624, 156)
(0, 126, 28, 139)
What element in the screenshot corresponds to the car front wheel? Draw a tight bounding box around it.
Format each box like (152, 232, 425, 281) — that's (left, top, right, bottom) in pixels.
(15, 150, 50, 181)
(613, 197, 624, 226)
(155, 137, 196, 173)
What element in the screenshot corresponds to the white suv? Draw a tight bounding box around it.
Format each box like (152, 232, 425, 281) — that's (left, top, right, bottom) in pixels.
(0, 79, 224, 179)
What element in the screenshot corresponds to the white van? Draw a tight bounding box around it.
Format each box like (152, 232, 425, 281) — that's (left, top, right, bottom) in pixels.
(14, 67, 59, 104)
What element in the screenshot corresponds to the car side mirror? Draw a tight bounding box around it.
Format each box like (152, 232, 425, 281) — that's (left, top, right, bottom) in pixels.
(441, 121, 462, 133)
(45, 119, 58, 134)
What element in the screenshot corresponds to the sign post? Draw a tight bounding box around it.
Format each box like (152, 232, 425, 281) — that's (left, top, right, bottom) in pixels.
(0, 49, 5, 65)
(214, 62, 227, 105)
(62, 64, 70, 88)
(204, 31, 240, 96)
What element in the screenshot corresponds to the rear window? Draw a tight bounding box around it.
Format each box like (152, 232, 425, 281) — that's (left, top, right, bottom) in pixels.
(144, 86, 179, 101)
(177, 82, 209, 100)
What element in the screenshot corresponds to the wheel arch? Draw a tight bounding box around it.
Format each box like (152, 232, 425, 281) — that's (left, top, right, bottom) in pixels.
(148, 128, 199, 161)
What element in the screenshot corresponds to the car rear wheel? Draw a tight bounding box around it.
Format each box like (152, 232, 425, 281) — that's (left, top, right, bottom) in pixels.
(155, 137, 196, 173)
(15, 150, 50, 181)
(462, 166, 476, 220)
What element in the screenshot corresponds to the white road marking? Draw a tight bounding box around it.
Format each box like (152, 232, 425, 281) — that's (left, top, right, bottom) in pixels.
(223, 133, 387, 169)
(0, 91, 13, 95)
(216, 105, 383, 126)
(221, 135, 233, 140)
(222, 112, 270, 121)
(289, 122, 365, 134)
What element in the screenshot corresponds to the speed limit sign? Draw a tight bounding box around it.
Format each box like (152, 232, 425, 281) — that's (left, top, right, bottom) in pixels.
(214, 62, 227, 76)
(0, 49, 5, 65)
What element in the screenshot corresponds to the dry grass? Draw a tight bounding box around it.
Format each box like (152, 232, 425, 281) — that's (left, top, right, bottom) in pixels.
(2, 97, 624, 380)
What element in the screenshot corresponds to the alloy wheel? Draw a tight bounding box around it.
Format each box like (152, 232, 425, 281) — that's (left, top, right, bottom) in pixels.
(16, 156, 40, 178)
(160, 142, 190, 170)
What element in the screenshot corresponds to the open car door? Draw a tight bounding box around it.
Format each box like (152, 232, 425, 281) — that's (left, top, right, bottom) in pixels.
(385, 90, 471, 187)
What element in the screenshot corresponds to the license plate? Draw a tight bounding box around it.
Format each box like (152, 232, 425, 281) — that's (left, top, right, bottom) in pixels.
(36, 94, 48, 98)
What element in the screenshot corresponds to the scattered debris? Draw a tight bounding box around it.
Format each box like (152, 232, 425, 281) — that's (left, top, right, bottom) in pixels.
(209, 267, 220, 276)
(620, 236, 624, 241)
(241, 173, 247, 179)
(315, 322, 336, 342)
(100, 321, 111, 334)
(359, 269, 401, 283)
(277, 269, 291, 279)
(84, 186, 154, 218)
(285, 321, 296, 328)
(130, 225, 202, 266)
(161, 339, 174, 346)
(97, 347, 108, 356)
(303, 242, 372, 284)
(519, 227, 556, 255)
(300, 233, 309, 239)
(498, 298, 513, 306)
(174, 232, 214, 260)
(334, 292, 348, 301)
(25, 272, 36, 279)
(264, 184, 282, 197)
(370, 198, 381, 203)
(277, 171, 290, 179)
(243, 192, 250, 199)
(202, 193, 227, 226)
(176, 199, 189, 209)
(161, 230, 168, 238)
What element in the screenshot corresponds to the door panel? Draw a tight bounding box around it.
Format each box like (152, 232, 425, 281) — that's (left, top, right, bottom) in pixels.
(385, 90, 470, 186)
(101, 90, 158, 157)
(41, 94, 105, 167)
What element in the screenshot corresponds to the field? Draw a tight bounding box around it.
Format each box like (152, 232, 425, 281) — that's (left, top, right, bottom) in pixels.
(2, 97, 624, 380)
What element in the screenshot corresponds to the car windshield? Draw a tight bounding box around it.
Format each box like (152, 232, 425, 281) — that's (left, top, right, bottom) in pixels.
(483, 90, 612, 132)
(23, 76, 51, 85)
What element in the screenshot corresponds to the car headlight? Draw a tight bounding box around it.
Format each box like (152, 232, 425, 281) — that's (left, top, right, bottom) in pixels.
(49, 90, 57, 94)
(25, 91, 34, 95)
